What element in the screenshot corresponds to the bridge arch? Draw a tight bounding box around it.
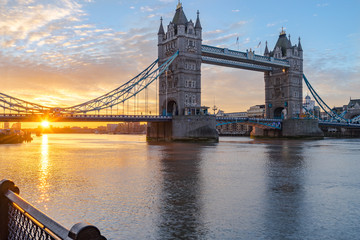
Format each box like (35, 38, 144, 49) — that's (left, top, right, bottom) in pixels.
(274, 107, 284, 119)
(161, 98, 178, 116)
(167, 100, 178, 116)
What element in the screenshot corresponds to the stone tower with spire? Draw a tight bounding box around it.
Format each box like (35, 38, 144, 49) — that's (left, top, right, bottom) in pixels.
(157, 1, 202, 116)
(263, 28, 303, 119)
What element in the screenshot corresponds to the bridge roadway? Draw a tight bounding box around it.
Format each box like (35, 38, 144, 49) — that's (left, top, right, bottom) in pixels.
(0, 113, 281, 122)
(0, 114, 283, 128)
(1, 114, 359, 129)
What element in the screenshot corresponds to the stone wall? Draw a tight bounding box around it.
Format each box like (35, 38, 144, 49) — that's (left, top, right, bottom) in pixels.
(147, 115, 218, 142)
(282, 119, 324, 138)
(146, 122, 172, 141)
(172, 115, 218, 142)
(251, 119, 324, 138)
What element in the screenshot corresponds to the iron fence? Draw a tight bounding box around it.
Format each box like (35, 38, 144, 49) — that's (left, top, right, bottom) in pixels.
(0, 179, 106, 240)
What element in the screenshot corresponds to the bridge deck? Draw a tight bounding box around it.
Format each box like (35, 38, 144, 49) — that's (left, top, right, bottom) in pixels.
(0, 114, 172, 122)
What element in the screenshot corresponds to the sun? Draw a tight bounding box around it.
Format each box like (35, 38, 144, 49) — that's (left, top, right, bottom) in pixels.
(41, 121, 50, 128)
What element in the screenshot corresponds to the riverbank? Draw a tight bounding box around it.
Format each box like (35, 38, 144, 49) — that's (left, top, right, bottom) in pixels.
(0, 131, 32, 144)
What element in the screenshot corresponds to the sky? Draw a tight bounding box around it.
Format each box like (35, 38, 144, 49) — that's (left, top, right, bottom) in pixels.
(1, 0, 359, 118)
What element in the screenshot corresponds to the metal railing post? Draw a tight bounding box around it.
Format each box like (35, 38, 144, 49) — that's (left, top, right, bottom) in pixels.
(67, 222, 106, 240)
(0, 179, 19, 240)
(0, 179, 107, 240)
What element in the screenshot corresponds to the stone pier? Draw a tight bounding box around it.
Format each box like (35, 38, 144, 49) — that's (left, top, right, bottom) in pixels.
(147, 115, 218, 142)
(251, 119, 324, 139)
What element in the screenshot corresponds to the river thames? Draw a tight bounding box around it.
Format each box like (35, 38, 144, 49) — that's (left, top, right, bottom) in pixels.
(1, 134, 359, 239)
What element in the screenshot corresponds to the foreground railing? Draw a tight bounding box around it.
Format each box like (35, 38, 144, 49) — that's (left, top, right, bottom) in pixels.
(0, 179, 106, 240)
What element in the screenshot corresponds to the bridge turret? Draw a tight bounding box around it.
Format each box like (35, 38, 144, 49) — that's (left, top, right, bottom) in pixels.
(264, 41, 269, 56)
(195, 10, 202, 38)
(158, 17, 165, 39)
(158, 17, 165, 58)
(272, 28, 291, 58)
(298, 37, 303, 58)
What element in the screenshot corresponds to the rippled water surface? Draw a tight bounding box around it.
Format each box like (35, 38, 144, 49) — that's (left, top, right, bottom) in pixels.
(1, 134, 360, 239)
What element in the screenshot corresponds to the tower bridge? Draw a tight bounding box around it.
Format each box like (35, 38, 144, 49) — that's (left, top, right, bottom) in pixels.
(1, 2, 359, 141)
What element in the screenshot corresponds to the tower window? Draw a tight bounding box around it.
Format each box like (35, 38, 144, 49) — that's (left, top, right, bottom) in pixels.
(192, 95, 196, 105)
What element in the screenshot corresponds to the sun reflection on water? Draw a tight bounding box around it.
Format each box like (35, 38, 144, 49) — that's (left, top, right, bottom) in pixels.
(38, 134, 50, 209)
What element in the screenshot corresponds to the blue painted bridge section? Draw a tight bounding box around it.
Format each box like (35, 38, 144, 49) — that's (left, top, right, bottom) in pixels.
(0, 114, 172, 123)
(215, 117, 360, 130)
(216, 116, 283, 129)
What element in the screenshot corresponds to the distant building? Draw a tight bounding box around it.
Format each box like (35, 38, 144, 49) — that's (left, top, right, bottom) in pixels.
(344, 98, 360, 119)
(347, 99, 360, 109)
(320, 112, 330, 120)
(216, 110, 251, 135)
(303, 95, 315, 110)
(247, 105, 265, 118)
(225, 112, 247, 118)
(107, 124, 118, 133)
(215, 109, 225, 116)
(11, 123, 21, 130)
(331, 107, 343, 115)
(303, 95, 320, 118)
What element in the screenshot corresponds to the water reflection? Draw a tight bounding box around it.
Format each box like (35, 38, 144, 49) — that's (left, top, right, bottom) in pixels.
(263, 140, 306, 238)
(38, 134, 50, 208)
(156, 143, 207, 239)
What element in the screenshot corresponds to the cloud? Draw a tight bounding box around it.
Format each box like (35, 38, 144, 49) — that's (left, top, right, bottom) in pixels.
(316, 3, 329, 7)
(140, 6, 156, 12)
(203, 33, 239, 46)
(203, 20, 248, 48)
(0, 0, 163, 108)
(266, 19, 288, 28)
(303, 47, 360, 107)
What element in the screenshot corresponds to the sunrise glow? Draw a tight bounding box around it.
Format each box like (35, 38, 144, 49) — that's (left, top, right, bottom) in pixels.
(0, 1, 358, 114)
(41, 121, 50, 128)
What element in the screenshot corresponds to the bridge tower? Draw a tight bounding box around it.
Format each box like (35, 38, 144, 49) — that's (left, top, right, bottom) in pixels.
(157, 1, 202, 116)
(264, 29, 303, 119)
(147, 2, 218, 142)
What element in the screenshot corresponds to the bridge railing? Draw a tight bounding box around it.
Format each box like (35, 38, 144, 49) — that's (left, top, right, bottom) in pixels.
(0, 179, 106, 240)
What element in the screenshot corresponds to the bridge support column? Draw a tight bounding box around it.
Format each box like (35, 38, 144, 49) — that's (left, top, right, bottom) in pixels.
(147, 115, 218, 142)
(282, 119, 323, 138)
(251, 119, 324, 139)
(171, 115, 218, 142)
(146, 122, 173, 142)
